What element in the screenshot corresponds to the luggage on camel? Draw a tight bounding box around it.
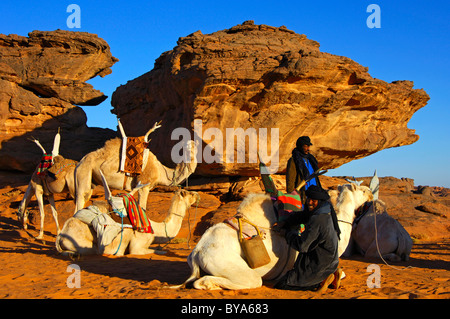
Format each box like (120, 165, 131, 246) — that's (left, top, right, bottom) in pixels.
(258, 153, 327, 221)
(237, 217, 271, 269)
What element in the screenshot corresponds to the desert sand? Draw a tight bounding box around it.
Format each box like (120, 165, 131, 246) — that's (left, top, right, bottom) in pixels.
(0, 171, 448, 301)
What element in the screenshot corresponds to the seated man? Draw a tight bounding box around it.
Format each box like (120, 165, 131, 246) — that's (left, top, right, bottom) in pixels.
(272, 185, 342, 292)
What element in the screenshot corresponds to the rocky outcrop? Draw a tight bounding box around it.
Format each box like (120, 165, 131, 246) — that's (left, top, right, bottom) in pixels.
(0, 30, 119, 172)
(112, 21, 429, 176)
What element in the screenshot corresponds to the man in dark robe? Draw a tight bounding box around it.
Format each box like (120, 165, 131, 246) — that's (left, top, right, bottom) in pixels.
(286, 136, 322, 203)
(273, 185, 341, 292)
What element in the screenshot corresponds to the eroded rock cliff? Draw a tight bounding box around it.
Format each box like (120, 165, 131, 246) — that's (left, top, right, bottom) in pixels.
(112, 21, 429, 176)
(0, 30, 118, 172)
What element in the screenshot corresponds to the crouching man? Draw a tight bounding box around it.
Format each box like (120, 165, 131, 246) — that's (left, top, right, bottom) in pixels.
(272, 185, 342, 292)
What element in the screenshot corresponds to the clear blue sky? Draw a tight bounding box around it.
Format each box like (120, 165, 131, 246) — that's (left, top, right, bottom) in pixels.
(2, 1, 449, 187)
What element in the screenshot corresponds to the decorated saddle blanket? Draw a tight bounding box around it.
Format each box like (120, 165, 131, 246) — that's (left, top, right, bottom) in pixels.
(273, 190, 303, 222)
(37, 153, 53, 177)
(115, 193, 154, 234)
(120, 136, 149, 175)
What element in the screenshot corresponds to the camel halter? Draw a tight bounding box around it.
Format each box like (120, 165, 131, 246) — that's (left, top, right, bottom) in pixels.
(108, 196, 126, 256)
(157, 193, 200, 251)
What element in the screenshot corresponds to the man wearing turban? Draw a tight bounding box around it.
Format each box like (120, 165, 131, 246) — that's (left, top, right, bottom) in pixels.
(286, 136, 322, 204)
(273, 185, 342, 292)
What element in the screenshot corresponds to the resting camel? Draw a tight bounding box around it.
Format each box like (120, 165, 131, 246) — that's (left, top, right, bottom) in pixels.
(334, 183, 374, 256)
(56, 170, 200, 256)
(17, 130, 77, 239)
(350, 199, 413, 261)
(74, 121, 197, 212)
(175, 182, 374, 290)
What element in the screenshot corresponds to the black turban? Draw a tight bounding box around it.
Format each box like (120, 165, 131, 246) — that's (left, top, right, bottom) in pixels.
(296, 136, 312, 148)
(305, 185, 330, 200)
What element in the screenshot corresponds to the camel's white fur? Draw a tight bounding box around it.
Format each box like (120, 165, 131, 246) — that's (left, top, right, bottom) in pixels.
(334, 183, 374, 257)
(74, 121, 197, 212)
(56, 170, 199, 256)
(176, 183, 374, 290)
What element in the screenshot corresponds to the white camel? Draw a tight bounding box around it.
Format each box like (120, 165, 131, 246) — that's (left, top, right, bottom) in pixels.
(350, 199, 413, 261)
(176, 182, 374, 290)
(333, 183, 375, 257)
(56, 170, 200, 256)
(17, 130, 77, 239)
(74, 120, 197, 212)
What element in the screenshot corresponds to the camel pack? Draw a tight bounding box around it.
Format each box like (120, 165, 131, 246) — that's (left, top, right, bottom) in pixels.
(259, 160, 303, 221)
(111, 193, 154, 234)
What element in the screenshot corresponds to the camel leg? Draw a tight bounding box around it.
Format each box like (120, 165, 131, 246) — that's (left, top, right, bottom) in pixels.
(18, 182, 35, 230)
(102, 230, 131, 256)
(364, 241, 402, 262)
(56, 218, 97, 255)
(74, 165, 93, 212)
(127, 232, 161, 255)
(48, 194, 60, 235)
(192, 250, 262, 290)
(137, 185, 152, 211)
(35, 185, 46, 239)
(103, 231, 164, 256)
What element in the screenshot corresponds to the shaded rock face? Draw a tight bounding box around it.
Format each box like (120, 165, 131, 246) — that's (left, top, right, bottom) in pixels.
(112, 21, 429, 176)
(0, 30, 119, 172)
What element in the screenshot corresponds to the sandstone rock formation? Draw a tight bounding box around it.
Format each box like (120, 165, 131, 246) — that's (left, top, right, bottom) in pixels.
(0, 30, 118, 172)
(112, 21, 429, 176)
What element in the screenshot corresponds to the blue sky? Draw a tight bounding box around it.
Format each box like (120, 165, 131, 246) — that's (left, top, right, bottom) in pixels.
(2, 1, 449, 187)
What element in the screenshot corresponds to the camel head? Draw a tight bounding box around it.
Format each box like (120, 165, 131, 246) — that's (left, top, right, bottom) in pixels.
(337, 183, 374, 210)
(170, 140, 198, 187)
(99, 169, 149, 216)
(342, 169, 379, 204)
(172, 188, 200, 209)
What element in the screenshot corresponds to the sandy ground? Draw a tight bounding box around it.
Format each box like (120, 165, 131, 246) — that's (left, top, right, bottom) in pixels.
(0, 171, 448, 301)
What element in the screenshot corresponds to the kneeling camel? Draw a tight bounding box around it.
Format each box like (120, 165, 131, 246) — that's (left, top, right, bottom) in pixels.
(56, 171, 200, 256)
(175, 182, 374, 290)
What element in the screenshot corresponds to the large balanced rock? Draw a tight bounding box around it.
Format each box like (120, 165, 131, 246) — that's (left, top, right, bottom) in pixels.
(0, 30, 119, 172)
(112, 21, 429, 176)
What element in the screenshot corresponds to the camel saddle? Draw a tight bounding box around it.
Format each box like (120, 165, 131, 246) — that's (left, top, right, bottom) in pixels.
(120, 136, 149, 176)
(110, 193, 154, 234)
